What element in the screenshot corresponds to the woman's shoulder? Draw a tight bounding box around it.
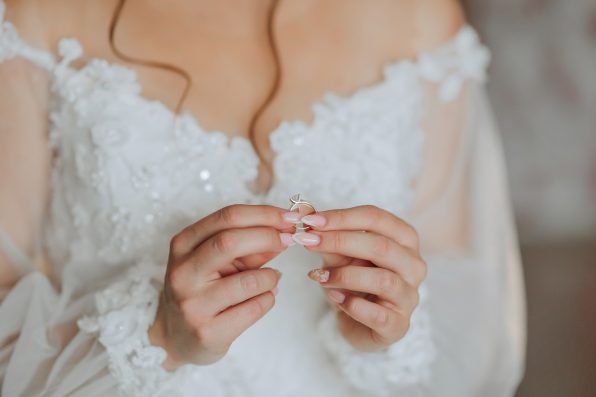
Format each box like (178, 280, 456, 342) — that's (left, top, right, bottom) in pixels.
(381, 1, 488, 101)
(369, 0, 468, 62)
(2, 0, 51, 51)
(412, 0, 466, 54)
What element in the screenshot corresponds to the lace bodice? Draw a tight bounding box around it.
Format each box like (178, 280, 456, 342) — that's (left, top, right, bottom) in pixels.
(0, 3, 527, 397)
(22, 23, 487, 277)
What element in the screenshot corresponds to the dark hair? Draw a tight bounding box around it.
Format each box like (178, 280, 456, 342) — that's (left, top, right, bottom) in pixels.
(109, 0, 282, 173)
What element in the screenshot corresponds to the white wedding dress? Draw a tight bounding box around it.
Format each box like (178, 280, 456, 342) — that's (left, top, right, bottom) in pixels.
(0, 2, 526, 396)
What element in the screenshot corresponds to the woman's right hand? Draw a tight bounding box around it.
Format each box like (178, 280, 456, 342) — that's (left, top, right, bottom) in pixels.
(148, 204, 299, 370)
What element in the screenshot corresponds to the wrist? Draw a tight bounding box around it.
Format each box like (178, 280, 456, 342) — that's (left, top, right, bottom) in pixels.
(148, 298, 184, 372)
(337, 312, 390, 353)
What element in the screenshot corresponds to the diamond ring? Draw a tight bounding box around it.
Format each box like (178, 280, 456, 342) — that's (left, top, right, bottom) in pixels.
(288, 193, 317, 233)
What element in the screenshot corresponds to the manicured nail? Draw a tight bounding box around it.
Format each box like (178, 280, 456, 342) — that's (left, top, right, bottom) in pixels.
(291, 232, 320, 246)
(301, 214, 326, 228)
(327, 290, 346, 304)
(271, 287, 279, 296)
(279, 233, 296, 246)
(308, 269, 330, 283)
(282, 211, 302, 224)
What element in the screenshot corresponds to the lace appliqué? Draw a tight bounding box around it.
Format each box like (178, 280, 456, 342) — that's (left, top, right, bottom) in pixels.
(77, 263, 174, 396)
(418, 26, 491, 101)
(77, 262, 252, 397)
(268, 61, 425, 214)
(318, 284, 435, 395)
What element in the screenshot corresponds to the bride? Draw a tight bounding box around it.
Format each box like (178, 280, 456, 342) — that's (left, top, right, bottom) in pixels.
(0, 0, 526, 396)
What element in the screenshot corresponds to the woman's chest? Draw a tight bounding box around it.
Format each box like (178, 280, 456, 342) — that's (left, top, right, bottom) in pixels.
(50, 0, 416, 148)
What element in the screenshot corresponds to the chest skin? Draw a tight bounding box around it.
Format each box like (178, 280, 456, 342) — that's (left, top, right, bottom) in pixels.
(40, 0, 421, 193)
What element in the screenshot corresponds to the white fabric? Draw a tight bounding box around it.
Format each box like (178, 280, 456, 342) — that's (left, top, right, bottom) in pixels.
(0, 2, 526, 395)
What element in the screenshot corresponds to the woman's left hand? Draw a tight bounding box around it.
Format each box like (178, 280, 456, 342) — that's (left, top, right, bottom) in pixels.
(291, 205, 427, 352)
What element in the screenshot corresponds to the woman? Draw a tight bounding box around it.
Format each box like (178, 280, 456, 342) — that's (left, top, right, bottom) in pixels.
(0, 0, 526, 396)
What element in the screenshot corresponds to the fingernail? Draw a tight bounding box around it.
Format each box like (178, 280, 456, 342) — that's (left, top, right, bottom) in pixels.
(271, 287, 279, 296)
(273, 269, 283, 279)
(327, 290, 346, 304)
(279, 233, 296, 246)
(308, 269, 330, 283)
(291, 232, 320, 246)
(301, 214, 326, 227)
(282, 211, 302, 224)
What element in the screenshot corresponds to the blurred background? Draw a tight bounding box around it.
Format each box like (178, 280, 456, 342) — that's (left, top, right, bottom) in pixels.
(463, 1, 596, 395)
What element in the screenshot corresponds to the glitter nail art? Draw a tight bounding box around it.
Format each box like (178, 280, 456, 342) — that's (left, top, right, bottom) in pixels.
(308, 269, 330, 283)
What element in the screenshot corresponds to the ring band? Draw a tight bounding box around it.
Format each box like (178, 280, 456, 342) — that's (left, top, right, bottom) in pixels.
(288, 193, 317, 233)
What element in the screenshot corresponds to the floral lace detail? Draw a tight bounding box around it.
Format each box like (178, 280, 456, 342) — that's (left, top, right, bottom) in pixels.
(44, 42, 260, 269)
(318, 284, 435, 395)
(268, 60, 424, 215)
(418, 26, 491, 101)
(76, 263, 169, 395)
(77, 262, 254, 397)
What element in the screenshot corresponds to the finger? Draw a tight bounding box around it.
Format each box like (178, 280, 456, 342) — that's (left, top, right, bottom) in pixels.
(332, 292, 408, 344)
(198, 227, 290, 273)
(169, 227, 290, 293)
(309, 265, 411, 306)
(217, 252, 282, 277)
(200, 268, 281, 315)
(205, 291, 276, 350)
(300, 205, 419, 249)
(238, 252, 281, 268)
(171, 205, 297, 257)
(305, 230, 427, 285)
(319, 252, 353, 269)
(319, 256, 372, 276)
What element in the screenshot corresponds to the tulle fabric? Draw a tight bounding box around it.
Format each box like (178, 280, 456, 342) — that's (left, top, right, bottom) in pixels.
(412, 83, 526, 395)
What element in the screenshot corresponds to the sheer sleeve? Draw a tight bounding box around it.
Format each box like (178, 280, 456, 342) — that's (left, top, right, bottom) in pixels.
(0, 4, 217, 396)
(0, 1, 52, 289)
(317, 26, 526, 396)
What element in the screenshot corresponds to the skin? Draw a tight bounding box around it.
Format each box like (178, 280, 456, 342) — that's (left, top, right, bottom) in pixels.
(149, 205, 296, 369)
(2, 0, 463, 369)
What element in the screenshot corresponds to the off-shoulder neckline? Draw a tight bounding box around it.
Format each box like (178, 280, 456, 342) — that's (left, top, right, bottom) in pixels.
(1, 1, 488, 197)
(0, 0, 480, 73)
(0, 3, 487, 131)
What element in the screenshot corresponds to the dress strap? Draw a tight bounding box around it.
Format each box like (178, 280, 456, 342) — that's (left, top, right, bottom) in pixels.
(0, 0, 55, 70)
